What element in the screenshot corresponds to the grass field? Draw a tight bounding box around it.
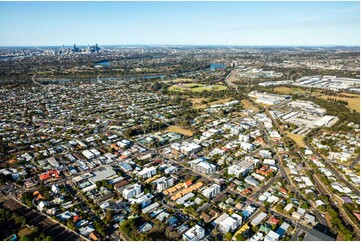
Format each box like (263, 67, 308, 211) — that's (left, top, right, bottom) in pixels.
(273, 86, 321, 95)
(190, 98, 231, 109)
(166, 125, 193, 136)
(286, 131, 306, 148)
(319, 94, 360, 112)
(227, 70, 242, 83)
(168, 83, 227, 92)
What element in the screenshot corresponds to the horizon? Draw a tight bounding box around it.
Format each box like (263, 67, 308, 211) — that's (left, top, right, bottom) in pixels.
(0, 44, 360, 48)
(0, 1, 359, 46)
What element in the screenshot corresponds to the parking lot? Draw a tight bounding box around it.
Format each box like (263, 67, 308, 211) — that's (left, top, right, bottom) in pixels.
(0, 195, 83, 241)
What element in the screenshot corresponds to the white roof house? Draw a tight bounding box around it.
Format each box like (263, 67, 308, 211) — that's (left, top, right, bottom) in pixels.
(283, 203, 293, 212)
(265, 230, 280, 241)
(183, 225, 205, 241)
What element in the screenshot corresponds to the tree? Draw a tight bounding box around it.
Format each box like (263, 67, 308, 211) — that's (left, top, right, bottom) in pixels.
(225, 232, 233, 241)
(300, 202, 309, 209)
(130, 203, 141, 215)
(104, 210, 113, 224)
(275, 203, 284, 213)
(94, 221, 105, 238)
(235, 234, 245, 241)
(13, 215, 26, 226)
(67, 220, 76, 230)
(264, 201, 271, 208)
(20, 236, 31, 241)
(252, 226, 259, 233)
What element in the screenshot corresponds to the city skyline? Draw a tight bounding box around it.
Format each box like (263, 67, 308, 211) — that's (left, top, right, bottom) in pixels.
(0, 1, 359, 46)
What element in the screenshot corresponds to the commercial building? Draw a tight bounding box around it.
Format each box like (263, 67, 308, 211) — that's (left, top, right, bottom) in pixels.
(89, 148, 101, 157)
(90, 167, 117, 183)
(248, 91, 291, 105)
(180, 142, 202, 155)
(82, 150, 95, 160)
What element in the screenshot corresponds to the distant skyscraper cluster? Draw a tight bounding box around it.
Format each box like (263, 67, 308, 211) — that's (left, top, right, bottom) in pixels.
(71, 44, 100, 54)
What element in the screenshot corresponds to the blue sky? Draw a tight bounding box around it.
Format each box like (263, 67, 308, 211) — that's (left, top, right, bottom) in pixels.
(0, 1, 359, 46)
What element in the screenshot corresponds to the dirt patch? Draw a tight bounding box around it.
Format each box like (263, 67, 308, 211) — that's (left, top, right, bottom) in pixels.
(241, 99, 259, 111)
(17, 227, 34, 237)
(166, 125, 193, 136)
(190, 98, 231, 109)
(286, 131, 306, 148)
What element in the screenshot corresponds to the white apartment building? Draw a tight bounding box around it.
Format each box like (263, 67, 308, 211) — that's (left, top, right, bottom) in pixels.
(202, 184, 221, 199)
(228, 165, 246, 178)
(183, 225, 205, 241)
(164, 165, 178, 175)
(156, 177, 174, 192)
(190, 158, 216, 174)
(219, 213, 243, 233)
(138, 166, 157, 179)
(122, 184, 141, 200)
(131, 193, 154, 208)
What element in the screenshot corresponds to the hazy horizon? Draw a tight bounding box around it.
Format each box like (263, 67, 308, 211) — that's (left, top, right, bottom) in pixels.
(0, 44, 359, 48)
(0, 1, 359, 46)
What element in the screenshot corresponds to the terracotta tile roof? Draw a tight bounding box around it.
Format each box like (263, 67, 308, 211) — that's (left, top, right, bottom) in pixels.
(89, 232, 99, 241)
(184, 180, 192, 187)
(269, 216, 280, 225)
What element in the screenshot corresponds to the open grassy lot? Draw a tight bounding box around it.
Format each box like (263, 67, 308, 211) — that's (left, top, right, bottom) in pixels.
(227, 70, 242, 83)
(286, 131, 306, 148)
(168, 83, 227, 92)
(166, 125, 193, 136)
(318, 94, 360, 112)
(190, 98, 231, 109)
(274, 86, 321, 95)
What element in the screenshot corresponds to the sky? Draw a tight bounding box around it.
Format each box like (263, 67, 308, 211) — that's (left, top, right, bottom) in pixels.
(0, 1, 359, 46)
